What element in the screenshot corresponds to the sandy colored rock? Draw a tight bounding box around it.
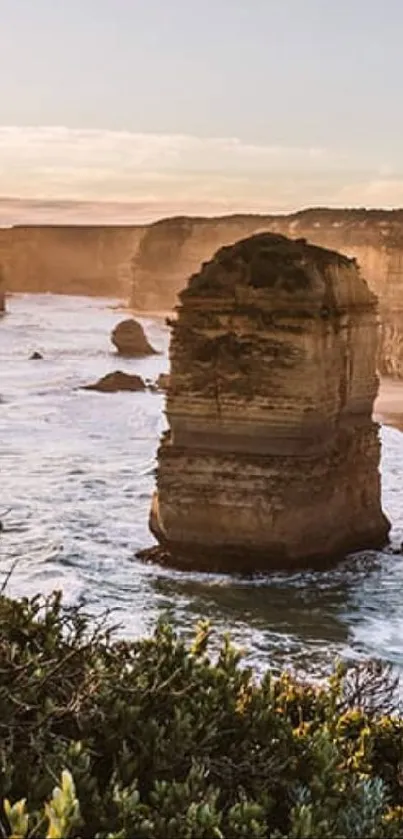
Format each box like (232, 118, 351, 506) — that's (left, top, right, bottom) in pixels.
(4, 209, 403, 376)
(156, 373, 170, 392)
(82, 371, 146, 393)
(0, 225, 145, 297)
(111, 318, 157, 357)
(129, 209, 403, 379)
(146, 232, 390, 572)
(147, 373, 170, 393)
(373, 378, 403, 431)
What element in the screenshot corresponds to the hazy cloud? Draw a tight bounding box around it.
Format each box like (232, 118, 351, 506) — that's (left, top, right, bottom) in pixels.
(0, 126, 401, 223)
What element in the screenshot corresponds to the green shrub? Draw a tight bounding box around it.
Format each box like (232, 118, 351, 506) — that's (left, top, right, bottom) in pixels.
(1, 591, 403, 837)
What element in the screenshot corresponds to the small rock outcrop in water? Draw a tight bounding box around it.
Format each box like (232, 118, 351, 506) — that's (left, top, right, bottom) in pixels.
(147, 373, 171, 393)
(143, 233, 390, 572)
(82, 371, 146, 393)
(156, 373, 170, 392)
(30, 351, 43, 360)
(111, 319, 157, 357)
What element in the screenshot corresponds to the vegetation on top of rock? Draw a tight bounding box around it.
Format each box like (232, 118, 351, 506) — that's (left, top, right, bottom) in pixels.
(1, 589, 403, 838)
(182, 233, 354, 301)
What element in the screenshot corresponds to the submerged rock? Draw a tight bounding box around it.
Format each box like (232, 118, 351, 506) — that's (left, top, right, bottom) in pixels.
(111, 318, 157, 357)
(144, 232, 390, 572)
(82, 371, 146, 393)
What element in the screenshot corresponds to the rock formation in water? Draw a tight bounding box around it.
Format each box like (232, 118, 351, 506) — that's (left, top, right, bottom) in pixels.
(144, 232, 390, 572)
(156, 373, 170, 392)
(129, 209, 403, 379)
(29, 351, 43, 360)
(0, 225, 145, 297)
(111, 318, 157, 357)
(82, 371, 146, 393)
(5, 209, 403, 376)
(147, 373, 171, 393)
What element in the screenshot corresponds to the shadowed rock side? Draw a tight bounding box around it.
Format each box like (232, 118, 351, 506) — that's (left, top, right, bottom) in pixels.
(82, 371, 146, 392)
(129, 209, 403, 377)
(144, 233, 390, 572)
(111, 318, 157, 356)
(0, 225, 146, 297)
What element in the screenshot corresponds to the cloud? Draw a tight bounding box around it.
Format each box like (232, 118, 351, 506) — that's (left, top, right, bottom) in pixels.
(0, 125, 401, 223)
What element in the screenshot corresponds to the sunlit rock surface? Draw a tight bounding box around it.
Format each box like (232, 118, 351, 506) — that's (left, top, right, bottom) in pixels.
(146, 232, 390, 572)
(0, 225, 145, 297)
(129, 209, 403, 378)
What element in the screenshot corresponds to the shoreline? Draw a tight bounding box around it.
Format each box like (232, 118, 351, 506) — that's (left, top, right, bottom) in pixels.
(374, 378, 403, 432)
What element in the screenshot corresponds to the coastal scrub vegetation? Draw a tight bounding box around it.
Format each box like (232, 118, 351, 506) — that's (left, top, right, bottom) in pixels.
(2, 591, 403, 837)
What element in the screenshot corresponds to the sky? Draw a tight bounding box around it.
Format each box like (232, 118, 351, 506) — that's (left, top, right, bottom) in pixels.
(1, 0, 403, 222)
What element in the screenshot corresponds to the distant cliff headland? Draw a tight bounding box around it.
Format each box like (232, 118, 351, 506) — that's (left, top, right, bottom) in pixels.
(0, 224, 145, 298)
(3, 208, 403, 375)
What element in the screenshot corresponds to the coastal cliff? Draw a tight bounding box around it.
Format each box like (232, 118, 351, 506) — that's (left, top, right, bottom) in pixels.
(129, 209, 403, 377)
(130, 216, 272, 310)
(2, 210, 403, 376)
(0, 225, 145, 297)
(146, 233, 389, 571)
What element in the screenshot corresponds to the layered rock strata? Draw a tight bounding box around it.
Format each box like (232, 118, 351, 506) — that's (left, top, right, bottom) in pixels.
(129, 209, 403, 377)
(0, 225, 145, 297)
(146, 233, 390, 572)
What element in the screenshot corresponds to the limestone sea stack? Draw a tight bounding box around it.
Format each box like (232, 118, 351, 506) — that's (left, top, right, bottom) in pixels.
(145, 233, 390, 572)
(111, 318, 157, 357)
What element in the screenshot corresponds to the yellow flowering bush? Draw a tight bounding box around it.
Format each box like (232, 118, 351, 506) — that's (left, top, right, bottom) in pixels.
(1, 591, 403, 838)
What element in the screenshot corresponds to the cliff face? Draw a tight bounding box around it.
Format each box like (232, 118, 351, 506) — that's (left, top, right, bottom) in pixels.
(0, 225, 146, 297)
(129, 209, 403, 377)
(2, 210, 403, 376)
(147, 233, 389, 572)
(130, 216, 272, 310)
(269, 210, 403, 379)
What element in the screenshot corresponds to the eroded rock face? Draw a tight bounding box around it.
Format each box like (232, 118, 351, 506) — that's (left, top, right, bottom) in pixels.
(111, 319, 157, 357)
(147, 233, 390, 572)
(0, 225, 145, 297)
(82, 371, 146, 393)
(128, 209, 403, 379)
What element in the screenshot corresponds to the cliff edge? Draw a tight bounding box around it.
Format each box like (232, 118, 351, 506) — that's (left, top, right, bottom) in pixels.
(0, 225, 146, 298)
